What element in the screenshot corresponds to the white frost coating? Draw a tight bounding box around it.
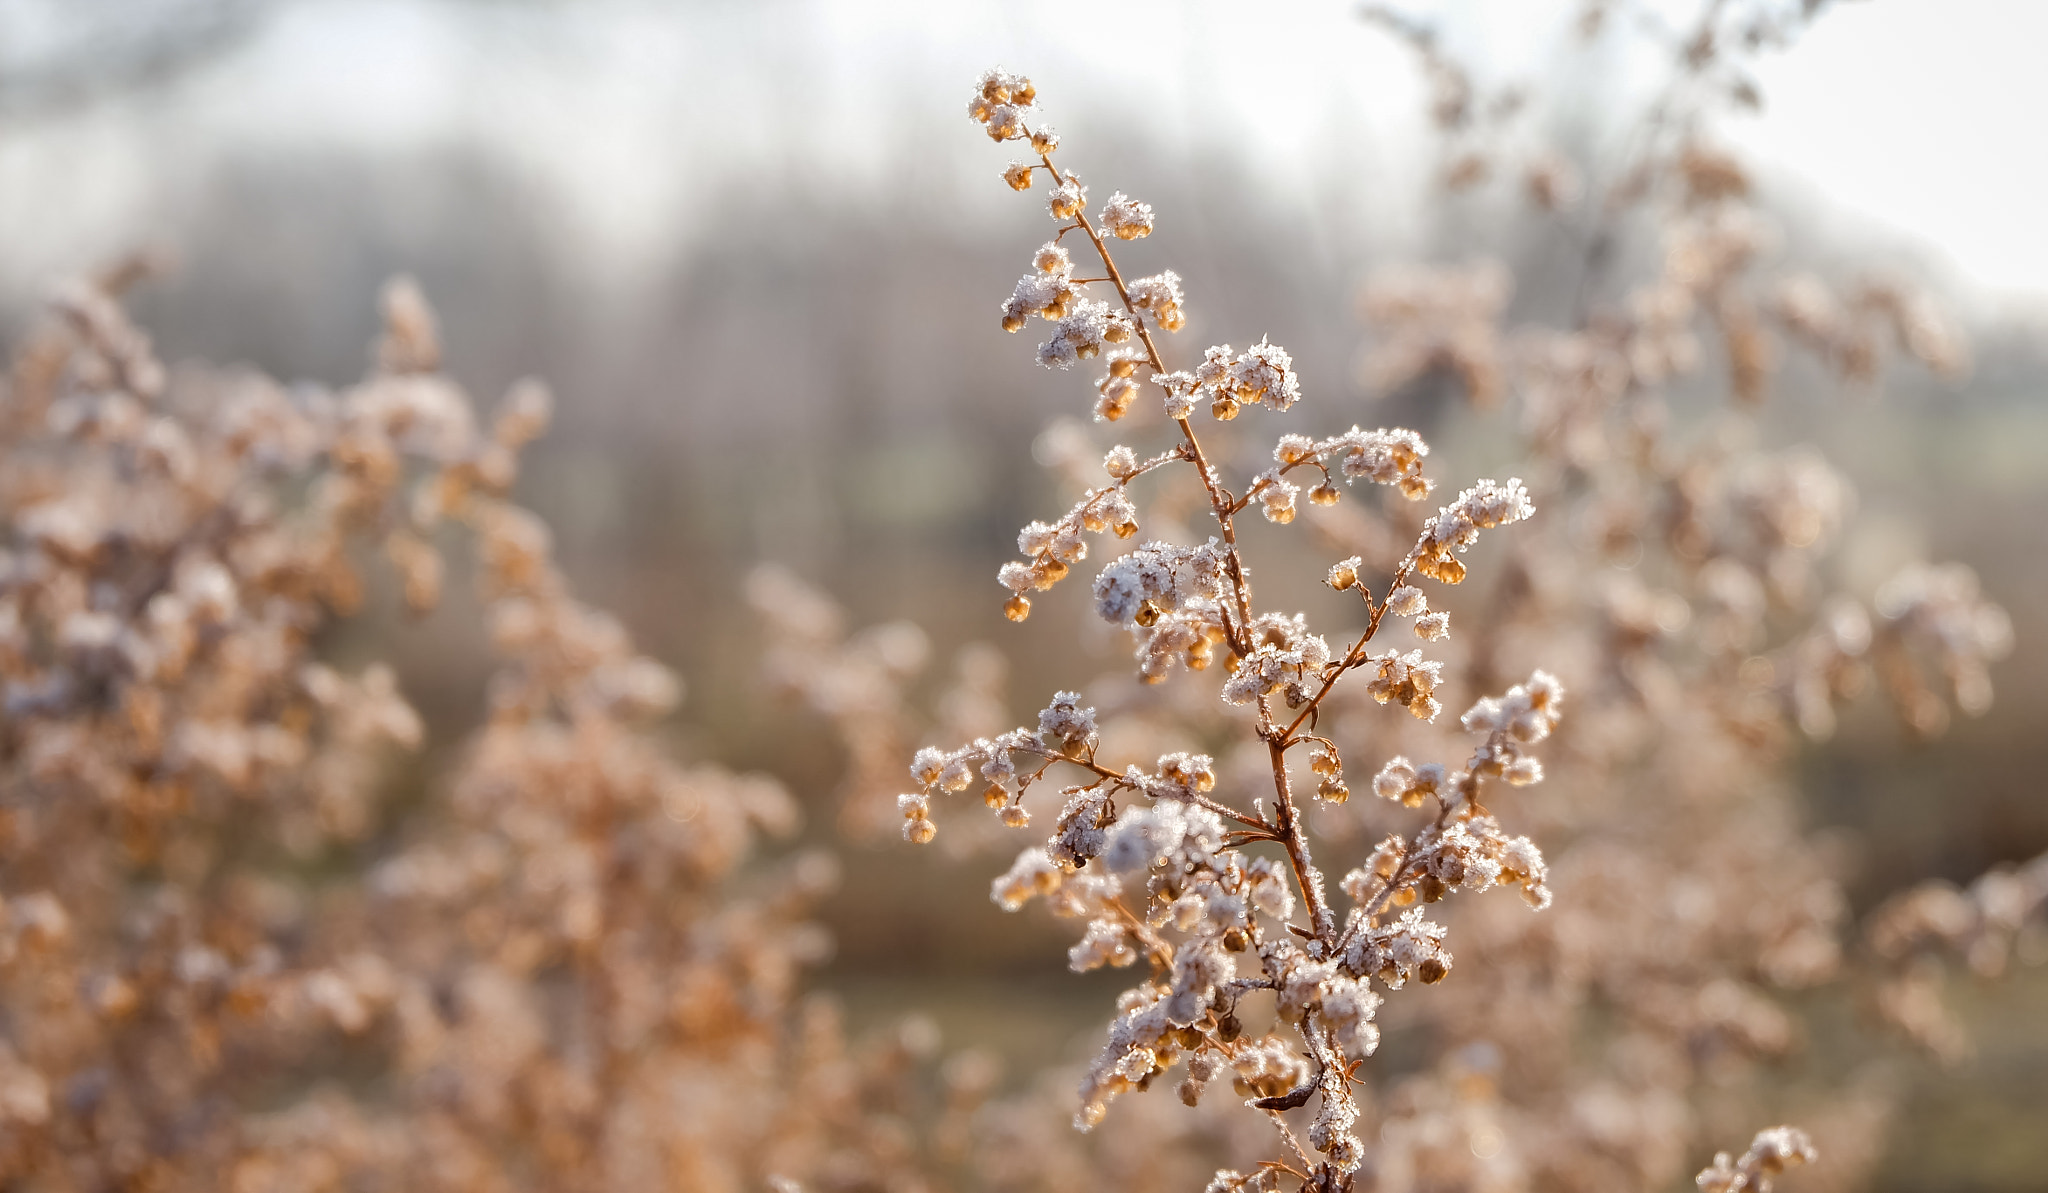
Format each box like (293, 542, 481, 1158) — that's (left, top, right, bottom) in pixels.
(1090, 539, 1225, 625)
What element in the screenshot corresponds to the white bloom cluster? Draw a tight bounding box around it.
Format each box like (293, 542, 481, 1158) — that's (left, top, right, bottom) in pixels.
(1090, 539, 1226, 626)
(1370, 670, 1563, 815)
(1046, 868, 1126, 920)
(1254, 426, 1433, 524)
(1339, 836, 1407, 908)
(990, 842, 1137, 973)
(1000, 461, 1180, 620)
(1033, 242, 1071, 273)
(994, 749, 1325, 1130)
(991, 846, 1065, 911)
(1155, 370, 1202, 420)
(1073, 986, 1188, 1130)
(1414, 477, 1534, 584)
(1069, 847, 1309, 1129)
(1128, 751, 1218, 802)
(1037, 689, 1099, 748)
(895, 792, 938, 844)
(1376, 582, 1449, 640)
(1126, 271, 1187, 332)
(1319, 974, 1384, 1059)
(1183, 339, 1304, 419)
(1874, 562, 2013, 720)
(1330, 426, 1432, 494)
(999, 242, 1083, 332)
(1419, 815, 1551, 910)
(1695, 1125, 1818, 1193)
(1157, 340, 1310, 421)
(965, 67, 1036, 140)
(1227, 1032, 1315, 1103)
(1037, 299, 1135, 370)
(1361, 648, 1446, 721)
(1093, 356, 1148, 421)
(1049, 786, 1114, 868)
(1099, 192, 1155, 240)
(1344, 907, 1451, 989)
(1101, 801, 1225, 878)
(1248, 468, 1301, 524)
(1048, 176, 1086, 219)
(1069, 918, 1139, 972)
(1015, 516, 1091, 563)
(1371, 755, 1449, 807)
(1221, 626, 1334, 708)
(900, 692, 1103, 842)
(1460, 669, 1565, 786)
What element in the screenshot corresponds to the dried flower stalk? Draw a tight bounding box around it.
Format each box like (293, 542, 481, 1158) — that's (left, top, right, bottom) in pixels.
(905, 67, 1569, 1189)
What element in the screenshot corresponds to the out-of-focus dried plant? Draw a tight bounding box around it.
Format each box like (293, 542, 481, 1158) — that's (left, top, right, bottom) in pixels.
(0, 266, 996, 1192)
(1332, 1, 2031, 1189)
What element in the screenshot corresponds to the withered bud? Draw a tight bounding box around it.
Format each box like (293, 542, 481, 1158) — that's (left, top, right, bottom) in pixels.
(1095, 392, 1132, 422)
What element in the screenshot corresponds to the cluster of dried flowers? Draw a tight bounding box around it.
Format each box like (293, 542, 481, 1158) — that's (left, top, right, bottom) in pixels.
(879, 16, 2030, 1193)
(0, 265, 997, 1192)
(901, 65, 1594, 1192)
(1330, 2, 2029, 1191)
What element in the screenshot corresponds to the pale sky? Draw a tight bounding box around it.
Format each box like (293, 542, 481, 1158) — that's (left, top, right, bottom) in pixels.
(1728, 0, 2048, 303)
(2, 0, 2045, 307)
